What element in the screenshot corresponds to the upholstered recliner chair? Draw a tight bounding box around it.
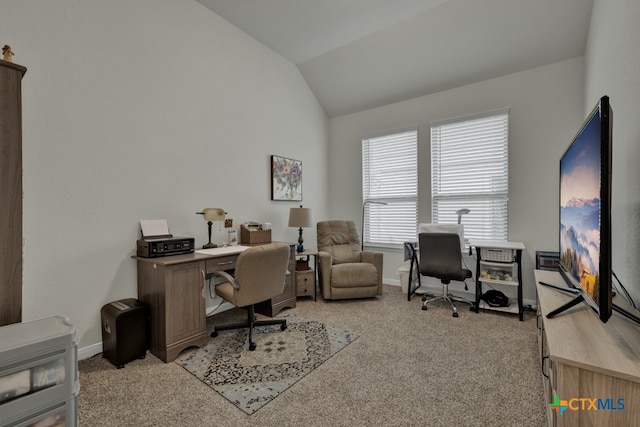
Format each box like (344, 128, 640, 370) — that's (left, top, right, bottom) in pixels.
(316, 220, 383, 300)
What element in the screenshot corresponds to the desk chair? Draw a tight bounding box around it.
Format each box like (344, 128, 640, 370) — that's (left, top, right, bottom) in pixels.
(210, 243, 290, 351)
(418, 231, 473, 317)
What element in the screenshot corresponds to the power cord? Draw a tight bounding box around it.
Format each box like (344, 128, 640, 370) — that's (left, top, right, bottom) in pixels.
(612, 270, 637, 309)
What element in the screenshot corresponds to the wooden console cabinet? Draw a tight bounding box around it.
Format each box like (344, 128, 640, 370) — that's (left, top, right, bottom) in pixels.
(535, 269, 640, 426)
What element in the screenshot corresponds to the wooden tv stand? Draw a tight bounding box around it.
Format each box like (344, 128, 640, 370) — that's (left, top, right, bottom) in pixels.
(535, 269, 640, 426)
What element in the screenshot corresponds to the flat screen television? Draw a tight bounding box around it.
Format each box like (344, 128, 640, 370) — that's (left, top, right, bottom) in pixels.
(552, 95, 613, 322)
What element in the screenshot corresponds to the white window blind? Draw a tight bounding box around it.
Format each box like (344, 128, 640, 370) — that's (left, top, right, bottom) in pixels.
(431, 110, 509, 242)
(362, 129, 417, 247)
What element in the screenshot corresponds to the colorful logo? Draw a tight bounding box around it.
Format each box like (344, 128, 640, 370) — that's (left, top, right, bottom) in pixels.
(550, 395, 625, 415)
(549, 395, 569, 415)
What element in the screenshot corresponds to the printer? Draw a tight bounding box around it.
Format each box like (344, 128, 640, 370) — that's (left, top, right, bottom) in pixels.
(136, 219, 194, 258)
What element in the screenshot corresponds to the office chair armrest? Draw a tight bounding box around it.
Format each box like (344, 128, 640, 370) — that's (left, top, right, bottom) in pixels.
(211, 270, 240, 290)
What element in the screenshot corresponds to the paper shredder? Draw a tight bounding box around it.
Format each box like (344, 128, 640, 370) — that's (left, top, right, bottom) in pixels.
(101, 298, 149, 368)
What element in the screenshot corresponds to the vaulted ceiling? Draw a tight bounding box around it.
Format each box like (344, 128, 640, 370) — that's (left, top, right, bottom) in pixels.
(197, 0, 593, 118)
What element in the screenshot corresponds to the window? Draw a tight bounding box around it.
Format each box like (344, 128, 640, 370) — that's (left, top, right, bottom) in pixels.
(430, 110, 509, 243)
(362, 129, 417, 248)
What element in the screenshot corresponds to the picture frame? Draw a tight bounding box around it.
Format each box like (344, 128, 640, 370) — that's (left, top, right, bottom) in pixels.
(271, 155, 302, 201)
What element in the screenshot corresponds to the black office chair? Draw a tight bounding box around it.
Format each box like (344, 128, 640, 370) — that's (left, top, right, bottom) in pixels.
(418, 232, 473, 317)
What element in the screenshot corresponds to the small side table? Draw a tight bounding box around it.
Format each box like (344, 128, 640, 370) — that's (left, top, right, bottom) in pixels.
(294, 250, 317, 301)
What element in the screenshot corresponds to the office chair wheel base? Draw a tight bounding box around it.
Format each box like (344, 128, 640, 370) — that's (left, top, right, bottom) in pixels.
(421, 305, 428, 311)
(280, 324, 287, 331)
(211, 331, 219, 338)
(249, 342, 257, 351)
(421, 296, 427, 301)
(452, 312, 459, 318)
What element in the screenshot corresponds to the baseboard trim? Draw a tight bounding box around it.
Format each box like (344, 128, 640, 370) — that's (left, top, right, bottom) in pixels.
(79, 342, 103, 361)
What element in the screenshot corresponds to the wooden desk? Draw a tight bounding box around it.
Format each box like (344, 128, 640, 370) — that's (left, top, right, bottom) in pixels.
(535, 269, 640, 426)
(134, 244, 295, 362)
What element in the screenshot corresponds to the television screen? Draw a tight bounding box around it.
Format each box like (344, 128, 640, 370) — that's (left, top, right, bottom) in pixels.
(558, 95, 612, 322)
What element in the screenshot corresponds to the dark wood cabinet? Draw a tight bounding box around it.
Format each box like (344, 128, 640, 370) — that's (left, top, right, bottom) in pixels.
(0, 60, 26, 326)
(136, 257, 209, 363)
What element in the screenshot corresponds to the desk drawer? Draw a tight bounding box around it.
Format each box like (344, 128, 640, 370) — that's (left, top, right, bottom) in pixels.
(296, 270, 315, 297)
(205, 255, 236, 273)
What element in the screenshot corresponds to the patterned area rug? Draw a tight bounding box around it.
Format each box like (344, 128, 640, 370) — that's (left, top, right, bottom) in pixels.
(175, 314, 358, 415)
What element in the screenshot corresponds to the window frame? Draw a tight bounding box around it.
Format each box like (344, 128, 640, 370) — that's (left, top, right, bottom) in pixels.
(362, 127, 418, 249)
(430, 109, 510, 244)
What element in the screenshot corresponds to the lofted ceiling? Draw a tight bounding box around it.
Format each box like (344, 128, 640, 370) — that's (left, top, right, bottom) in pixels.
(197, 0, 593, 118)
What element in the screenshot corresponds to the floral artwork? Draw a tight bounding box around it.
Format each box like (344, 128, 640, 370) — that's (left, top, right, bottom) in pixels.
(271, 155, 302, 201)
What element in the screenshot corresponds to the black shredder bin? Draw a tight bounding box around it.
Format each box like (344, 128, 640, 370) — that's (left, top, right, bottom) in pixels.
(101, 298, 149, 368)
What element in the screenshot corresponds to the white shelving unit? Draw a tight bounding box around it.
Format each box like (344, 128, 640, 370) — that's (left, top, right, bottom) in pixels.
(0, 316, 78, 426)
(472, 241, 525, 321)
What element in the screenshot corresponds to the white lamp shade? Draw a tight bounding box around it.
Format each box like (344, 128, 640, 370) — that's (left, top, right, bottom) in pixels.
(288, 207, 311, 228)
(200, 208, 225, 222)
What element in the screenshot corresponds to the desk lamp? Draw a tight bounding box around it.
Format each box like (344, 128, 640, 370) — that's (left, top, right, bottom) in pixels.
(456, 208, 470, 224)
(288, 205, 311, 253)
(196, 208, 225, 249)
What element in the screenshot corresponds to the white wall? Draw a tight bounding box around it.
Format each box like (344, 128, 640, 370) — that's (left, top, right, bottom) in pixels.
(328, 58, 585, 302)
(8, 0, 637, 354)
(0, 0, 327, 351)
(586, 0, 640, 305)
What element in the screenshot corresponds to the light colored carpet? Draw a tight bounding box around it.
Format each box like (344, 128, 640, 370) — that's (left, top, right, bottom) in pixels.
(175, 314, 358, 414)
(78, 285, 546, 426)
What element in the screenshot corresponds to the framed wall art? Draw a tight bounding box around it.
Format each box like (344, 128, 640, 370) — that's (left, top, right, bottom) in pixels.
(271, 155, 302, 201)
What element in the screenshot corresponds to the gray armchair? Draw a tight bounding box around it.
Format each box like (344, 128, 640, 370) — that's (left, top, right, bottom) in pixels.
(316, 220, 383, 300)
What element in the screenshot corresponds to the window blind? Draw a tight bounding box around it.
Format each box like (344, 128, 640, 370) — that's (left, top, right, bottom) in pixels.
(362, 129, 418, 247)
(431, 110, 509, 242)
